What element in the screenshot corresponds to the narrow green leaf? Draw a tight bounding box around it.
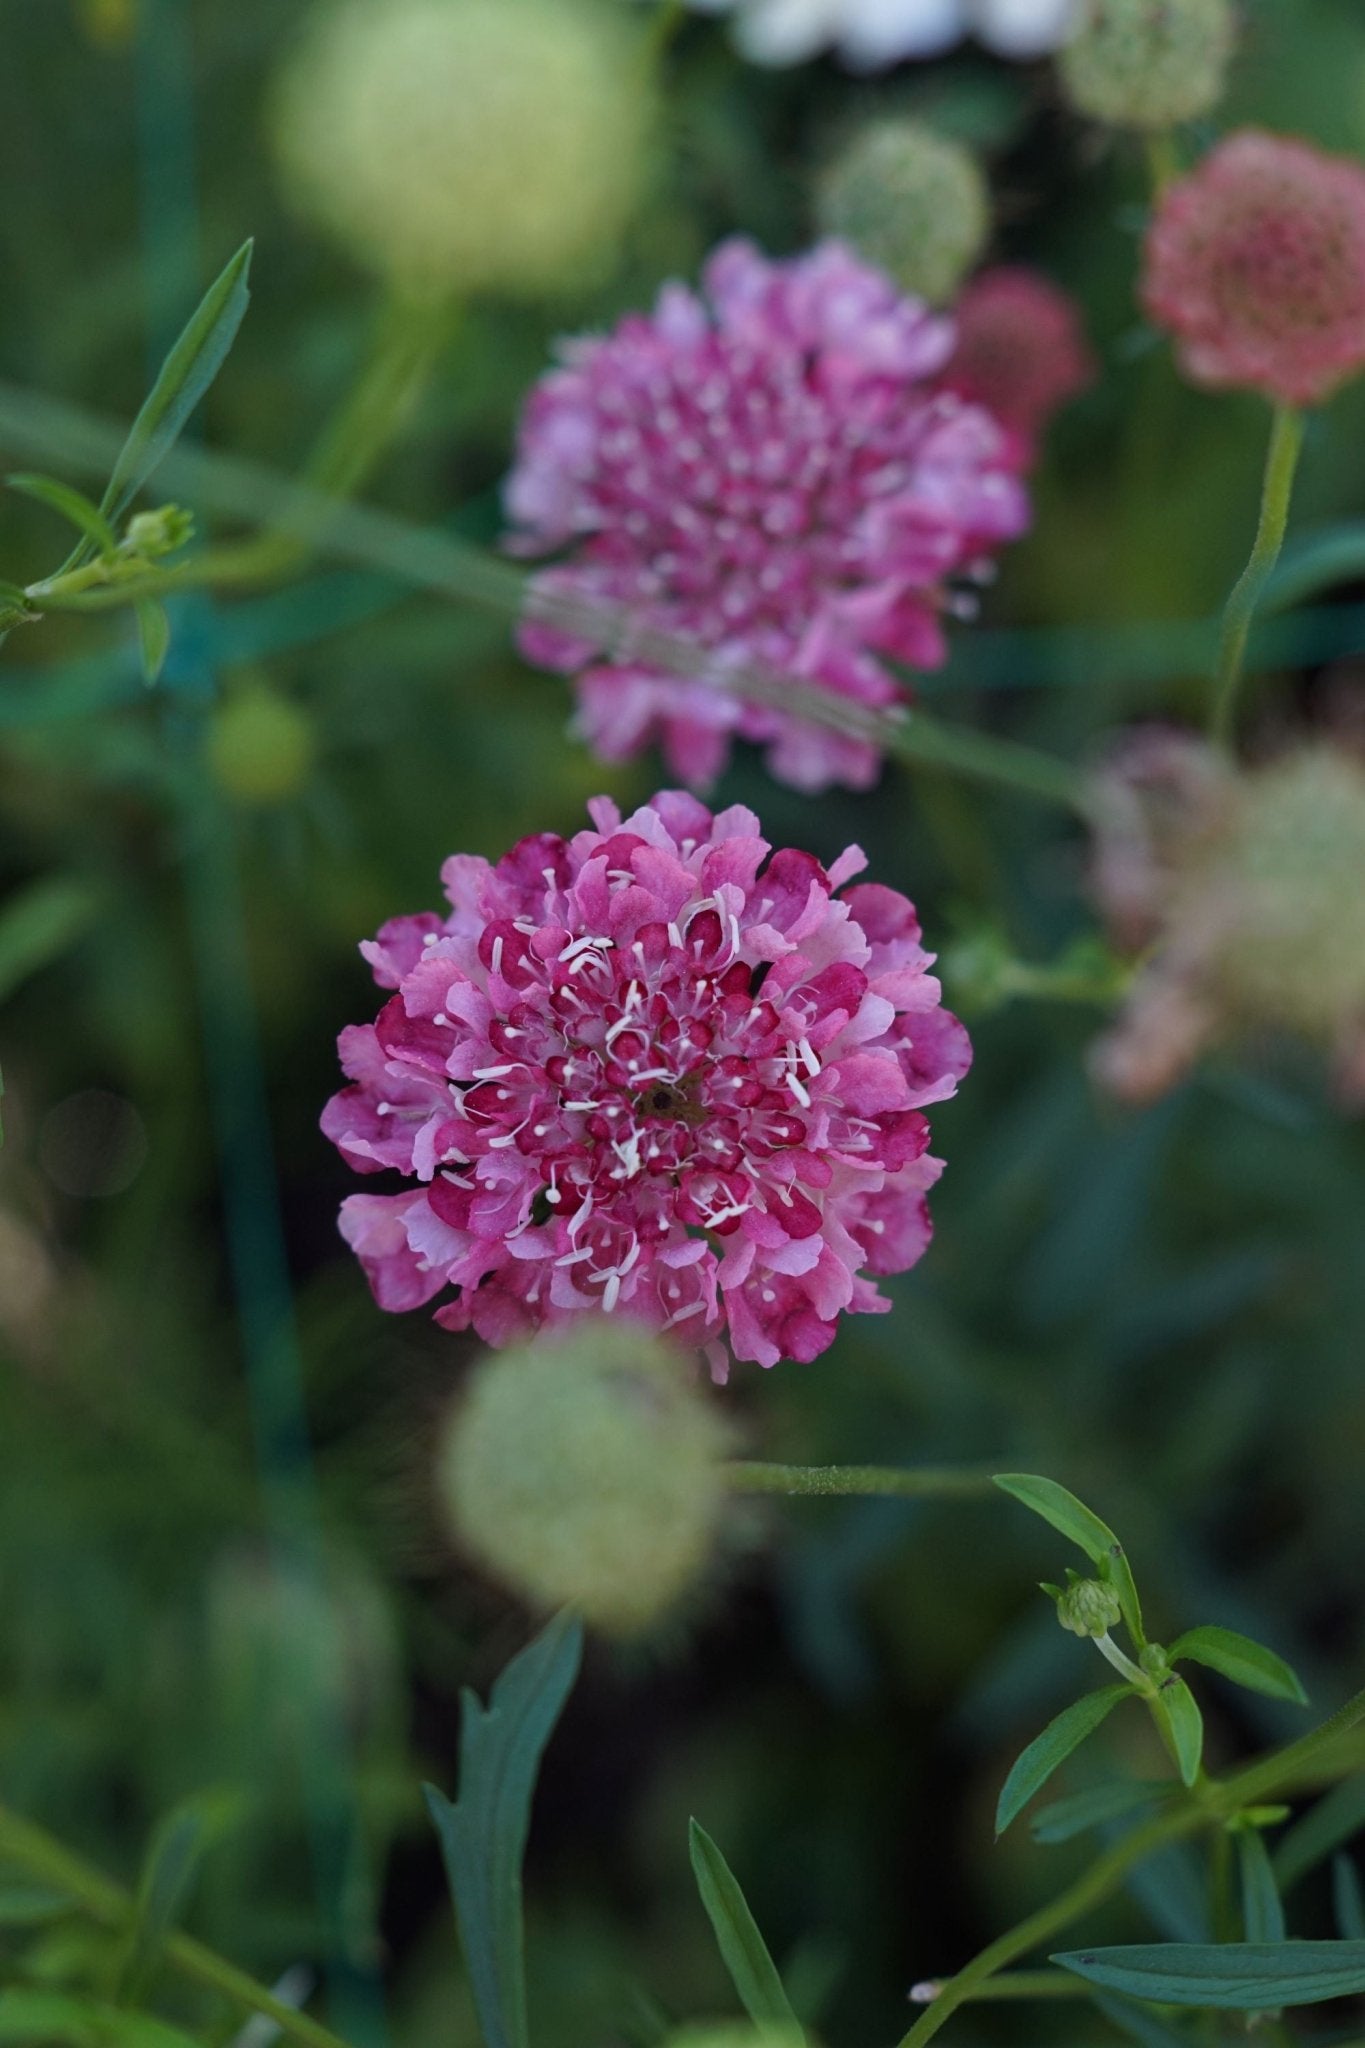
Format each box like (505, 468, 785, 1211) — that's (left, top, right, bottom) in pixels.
(1236, 1828, 1286, 1944)
(993, 1474, 1144, 1646)
(1276, 1777, 1365, 1892)
(425, 1611, 583, 2048)
(996, 1685, 1133, 1836)
(0, 875, 101, 1005)
(1167, 1627, 1307, 1706)
(1152, 1678, 1204, 1789)
(1030, 1778, 1169, 1845)
(116, 1795, 224, 2007)
(99, 239, 253, 524)
(7, 473, 119, 555)
(688, 1820, 800, 2031)
(1054, 1941, 1365, 2009)
(1334, 1859, 1365, 1941)
(0, 1990, 200, 2046)
(0, 1880, 72, 1924)
(135, 600, 171, 686)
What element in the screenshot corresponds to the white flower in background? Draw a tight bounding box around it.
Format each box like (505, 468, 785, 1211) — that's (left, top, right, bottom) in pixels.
(674, 0, 1080, 67)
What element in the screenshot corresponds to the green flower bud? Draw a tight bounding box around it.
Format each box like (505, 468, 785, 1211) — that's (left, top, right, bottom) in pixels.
(271, 0, 653, 300)
(1059, 0, 1237, 132)
(207, 684, 314, 805)
(439, 1322, 730, 1636)
(1055, 1577, 1124, 1639)
(124, 504, 195, 560)
(816, 120, 990, 306)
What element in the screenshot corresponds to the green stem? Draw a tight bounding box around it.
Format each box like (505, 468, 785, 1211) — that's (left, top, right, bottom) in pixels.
(1094, 1632, 1150, 1691)
(725, 1462, 998, 1501)
(910, 1969, 1091, 2004)
(0, 1803, 355, 2048)
(1209, 404, 1304, 746)
(0, 382, 1088, 818)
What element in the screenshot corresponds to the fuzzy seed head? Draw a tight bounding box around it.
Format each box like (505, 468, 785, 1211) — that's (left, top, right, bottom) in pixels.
(439, 1321, 729, 1634)
(1143, 130, 1365, 407)
(271, 0, 652, 299)
(816, 121, 990, 306)
(1060, 0, 1236, 131)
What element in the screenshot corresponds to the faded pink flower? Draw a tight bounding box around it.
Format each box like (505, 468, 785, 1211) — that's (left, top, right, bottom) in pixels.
(1142, 131, 1365, 408)
(506, 239, 1029, 793)
(940, 266, 1095, 466)
(323, 792, 970, 1377)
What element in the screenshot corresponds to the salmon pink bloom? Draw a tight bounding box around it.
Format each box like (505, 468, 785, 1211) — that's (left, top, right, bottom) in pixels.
(323, 793, 970, 1376)
(506, 239, 1029, 793)
(1143, 132, 1365, 408)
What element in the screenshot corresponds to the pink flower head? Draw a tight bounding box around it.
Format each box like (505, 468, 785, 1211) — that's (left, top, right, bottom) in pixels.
(1142, 131, 1365, 408)
(940, 266, 1096, 466)
(323, 793, 971, 1377)
(506, 238, 1029, 793)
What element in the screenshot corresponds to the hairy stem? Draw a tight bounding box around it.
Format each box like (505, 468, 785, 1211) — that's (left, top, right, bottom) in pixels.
(1210, 404, 1304, 746)
(725, 1462, 999, 1500)
(0, 1802, 354, 2048)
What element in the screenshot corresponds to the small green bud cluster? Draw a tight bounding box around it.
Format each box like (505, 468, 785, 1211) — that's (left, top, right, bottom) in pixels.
(1059, 0, 1237, 131)
(439, 1321, 731, 1636)
(816, 119, 990, 306)
(123, 503, 195, 561)
(1051, 1573, 1124, 1639)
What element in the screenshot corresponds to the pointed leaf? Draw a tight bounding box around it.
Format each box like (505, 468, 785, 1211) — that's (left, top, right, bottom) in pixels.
(425, 1611, 583, 2048)
(688, 1820, 800, 2031)
(99, 240, 253, 524)
(135, 600, 171, 686)
(1152, 1679, 1203, 1788)
(1031, 1778, 1170, 1846)
(0, 1881, 72, 1925)
(1167, 1627, 1307, 1706)
(116, 1794, 229, 2007)
(1054, 1942, 1365, 2009)
(1276, 1777, 1365, 1892)
(993, 1474, 1144, 1646)
(7, 473, 119, 555)
(996, 1685, 1133, 1836)
(1334, 1859, 1365, 1941)
(0, 875, 100, 1005)
(0, 1991, 201, 2046)
(1236, 1828, 1286, 1944)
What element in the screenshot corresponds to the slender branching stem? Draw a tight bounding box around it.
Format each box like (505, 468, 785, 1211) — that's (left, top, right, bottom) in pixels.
(725, 1462, 999, 1501)
(1210, 404, 1304, 746)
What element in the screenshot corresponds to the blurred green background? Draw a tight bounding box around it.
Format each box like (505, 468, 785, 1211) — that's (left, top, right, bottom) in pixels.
(2, 1, 1365, 2043)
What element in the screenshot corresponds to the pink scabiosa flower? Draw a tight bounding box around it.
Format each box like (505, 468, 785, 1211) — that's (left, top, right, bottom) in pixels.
(506, 239, 1029, 793)
(1142, 132, 1365, 409)
(322, 792, 971, 1377)
(940, 266, 1095, 467)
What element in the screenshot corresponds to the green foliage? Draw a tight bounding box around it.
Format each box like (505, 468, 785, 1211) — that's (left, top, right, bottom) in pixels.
(425, 1613, 584, 2048)
(0, 1993, 200, 2047)
(1150, 1679, 1204, 1789)
(993, 1475, 1145, 1647)
(687, 1822, 800, 2032)
(1054, 1941, 1365, 2008)
(996, 1686, 1134, 1835)
(1167, 1626, 1308, 1705)
(1235, 1826, 1286, 1944)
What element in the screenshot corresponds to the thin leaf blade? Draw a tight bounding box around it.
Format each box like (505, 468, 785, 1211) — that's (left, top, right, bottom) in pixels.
(688, 1820, 800, 2031)
(1053, 1941, 1365, 2009)
(1031, 1778, 1170, 1846)
(996, 1685, 1133, 1837)
(993, 1474, 1144, 1645)
(135, 600, 171, 686)
(1152, 1678, 1204, 1789)
(1167, 1627, 1307, 1706)
(6, 473, 119, 555)
(1237, 1829, 1286, 1944)
(0, 875, 100, 1005)
(424, 1611, 583, 2048)
(100, 239, 253, 523)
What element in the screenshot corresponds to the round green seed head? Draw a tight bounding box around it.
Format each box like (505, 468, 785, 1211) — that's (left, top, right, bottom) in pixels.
(1059, 0, 1237, 132)
(271, 0, 653, 300)
(816, 120, 990, 306)
(1207, 745, 1365, 1038)
(439, 1322, 730, 1636)
(208, 685, 314, 804)
(1056, 1577, 1124, 1638)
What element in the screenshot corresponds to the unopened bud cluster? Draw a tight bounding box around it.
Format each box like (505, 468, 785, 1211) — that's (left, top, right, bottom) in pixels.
(1060, 0, 1236, 131)
(816, 120, 989, 306)
(1055, 1576, 1123, 1638)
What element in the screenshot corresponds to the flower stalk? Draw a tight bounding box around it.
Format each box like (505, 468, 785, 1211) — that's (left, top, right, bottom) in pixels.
(1210, 403, 1305, 745)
